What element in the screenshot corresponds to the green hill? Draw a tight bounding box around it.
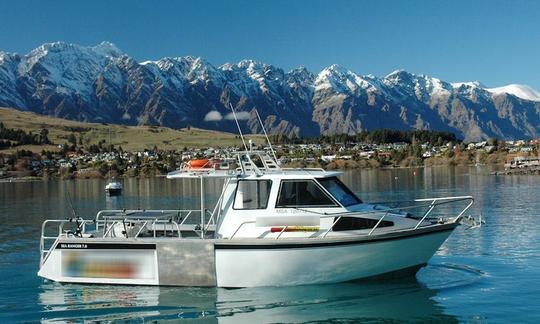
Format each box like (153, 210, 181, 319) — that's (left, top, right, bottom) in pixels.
(0, 107, 262, 152)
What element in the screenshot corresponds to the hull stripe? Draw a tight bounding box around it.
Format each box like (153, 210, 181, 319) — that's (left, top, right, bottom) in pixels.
(215, 226, 455, 250)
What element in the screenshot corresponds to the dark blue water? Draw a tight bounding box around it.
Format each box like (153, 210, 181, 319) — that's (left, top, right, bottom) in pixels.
(0, 167, 539, 323)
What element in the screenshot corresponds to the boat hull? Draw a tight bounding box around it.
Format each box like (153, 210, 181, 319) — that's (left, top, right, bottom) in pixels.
(215, 225, 455, 287)
(38, 224, 457, 287)
(106, 188, 122, 196)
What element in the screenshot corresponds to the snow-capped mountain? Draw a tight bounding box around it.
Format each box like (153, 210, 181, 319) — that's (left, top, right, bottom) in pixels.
(485, 84, 540, 102)
(1, 41, 539, 141)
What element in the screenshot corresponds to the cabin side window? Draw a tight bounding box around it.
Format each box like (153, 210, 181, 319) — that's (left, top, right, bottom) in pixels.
(233, 180, 272, 209)
(276, 180, 338, 207)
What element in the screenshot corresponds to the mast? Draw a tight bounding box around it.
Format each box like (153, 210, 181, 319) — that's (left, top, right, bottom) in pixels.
(229, 103, 248, 152)
(254, 109, 278, 164)
(108, 127, 112, 180)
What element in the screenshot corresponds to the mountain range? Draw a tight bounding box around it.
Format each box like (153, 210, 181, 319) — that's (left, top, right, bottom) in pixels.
(1, 41, 539, 142)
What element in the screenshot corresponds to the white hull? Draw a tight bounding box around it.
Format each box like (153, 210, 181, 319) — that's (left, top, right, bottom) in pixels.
(105, 181, 123, 196)
(38, 225, 455, 287)
(215, 227, 453, 287)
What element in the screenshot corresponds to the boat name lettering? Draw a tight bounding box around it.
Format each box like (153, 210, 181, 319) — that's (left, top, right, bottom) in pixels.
(275, 209, 307, 214)
(60, 243, 88, 249)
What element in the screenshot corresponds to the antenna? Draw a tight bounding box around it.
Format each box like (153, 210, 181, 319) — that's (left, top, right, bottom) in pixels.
(65, 184, 78, 219)
(228, 103, 248, 152)
(254, 109, 278, 163)
(65, 184, 82, 236)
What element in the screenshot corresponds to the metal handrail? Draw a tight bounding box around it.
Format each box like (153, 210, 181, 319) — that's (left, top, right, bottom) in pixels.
(275, 226, 288, 240)
(95, 209, 191, 227)
(96, 209, 211, 236)
(229, 220, 256, 239)
(368, 211, 390, 235)
(205, 178, 230, 233)
(228, 196, 474, 240)
(100, 219, 181, 238)
(39, 216, 184, 266)
(322, 216, 343, 238)
(179, 211, 195, 225)
(281, 167, 326, 172)
(40, 196, 474, 264)
(289, 196, 473, 219)
(40, 218, 89, 267)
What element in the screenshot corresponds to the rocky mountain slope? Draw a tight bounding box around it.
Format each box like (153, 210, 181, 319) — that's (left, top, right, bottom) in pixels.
(1, 41, 539, 141)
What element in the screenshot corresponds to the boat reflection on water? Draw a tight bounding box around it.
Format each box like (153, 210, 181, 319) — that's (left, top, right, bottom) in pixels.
(39, 274, 457, 323)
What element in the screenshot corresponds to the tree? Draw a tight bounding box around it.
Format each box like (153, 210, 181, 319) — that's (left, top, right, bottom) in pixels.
(68, 133, 77, 146)
(88, 144, 100, 154)
(487, 137, 498, 147)
(39, 129, 50, 144)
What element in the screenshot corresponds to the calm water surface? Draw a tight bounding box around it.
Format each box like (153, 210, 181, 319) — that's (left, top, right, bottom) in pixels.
(0, 167, 539, 323)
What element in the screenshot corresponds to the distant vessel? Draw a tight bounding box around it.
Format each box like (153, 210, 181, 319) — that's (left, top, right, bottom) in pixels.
(105, 179, 122, 196)
(104, 128, 122, 196)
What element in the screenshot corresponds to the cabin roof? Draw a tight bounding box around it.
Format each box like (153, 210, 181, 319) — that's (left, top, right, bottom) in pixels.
(166, 151, 343, 180)
(166, 168, 343, 179)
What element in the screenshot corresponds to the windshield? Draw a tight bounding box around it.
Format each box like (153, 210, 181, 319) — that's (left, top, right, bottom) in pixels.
(276, 180, 337, 207)
(316, 177, 362, 207)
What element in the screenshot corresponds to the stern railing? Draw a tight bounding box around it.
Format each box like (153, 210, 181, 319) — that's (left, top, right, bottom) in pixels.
(39, 208, 219, 268)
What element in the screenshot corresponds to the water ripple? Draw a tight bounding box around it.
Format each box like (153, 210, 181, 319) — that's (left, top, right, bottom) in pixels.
(418, 263, 485, 291)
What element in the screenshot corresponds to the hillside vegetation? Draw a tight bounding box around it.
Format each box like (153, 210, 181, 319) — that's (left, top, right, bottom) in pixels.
(0, 107, 261, 152)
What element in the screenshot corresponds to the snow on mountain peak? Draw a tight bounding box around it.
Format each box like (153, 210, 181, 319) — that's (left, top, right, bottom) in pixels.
(451, 81, 540, 102)
(0, 51, 8, 64)
(26, 41, 122, 61)
(288, 66, 315, 83)
(233, 60, 285, 88)
(237, 59, 265, 71)
(383, 70, 453, 100)
(320, 64, 351, 77)
(219, 62, 234, 71)
(486, 84, 540, 102)
(317, 64, 383, 95)
(384, 69, 413, 82)
(92, 41, 122, 57)
(451, 81, 485, 89)
(22, 41, 122, 75)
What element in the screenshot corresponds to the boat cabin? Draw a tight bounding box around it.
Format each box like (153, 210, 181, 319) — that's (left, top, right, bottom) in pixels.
(166, 151, 395, 240)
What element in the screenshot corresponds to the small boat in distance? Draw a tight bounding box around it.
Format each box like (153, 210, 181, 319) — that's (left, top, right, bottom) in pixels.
(105, 178, 122, 196)
(104, 128, 122, 196)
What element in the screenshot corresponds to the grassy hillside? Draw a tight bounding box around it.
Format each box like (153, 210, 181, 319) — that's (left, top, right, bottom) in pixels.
(0, 107, 263, 152)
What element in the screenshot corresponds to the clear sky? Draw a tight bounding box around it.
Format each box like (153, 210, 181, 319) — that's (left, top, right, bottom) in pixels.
(0, 0, 538, 88)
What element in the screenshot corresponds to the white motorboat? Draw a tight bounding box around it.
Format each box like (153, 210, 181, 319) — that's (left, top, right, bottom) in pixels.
(38, 150, 475, 287)
(105, 179, 122, 196)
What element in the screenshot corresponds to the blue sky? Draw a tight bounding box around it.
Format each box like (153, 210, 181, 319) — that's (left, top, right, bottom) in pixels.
(0, 0, 538, 88)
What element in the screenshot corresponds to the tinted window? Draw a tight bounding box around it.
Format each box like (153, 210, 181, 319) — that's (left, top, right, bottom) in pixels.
(317, 177, 362, 207)
(234, 180, 272, 209)
(276, 180, 337, 207)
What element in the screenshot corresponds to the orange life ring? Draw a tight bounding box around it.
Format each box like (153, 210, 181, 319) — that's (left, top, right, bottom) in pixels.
(188, 159, 210, 168)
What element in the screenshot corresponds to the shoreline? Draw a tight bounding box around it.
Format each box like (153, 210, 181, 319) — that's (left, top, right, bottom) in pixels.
(0, 163, 508, 183)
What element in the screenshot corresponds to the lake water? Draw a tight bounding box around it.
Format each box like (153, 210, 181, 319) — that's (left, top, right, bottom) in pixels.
(0, 167, 539, 323)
